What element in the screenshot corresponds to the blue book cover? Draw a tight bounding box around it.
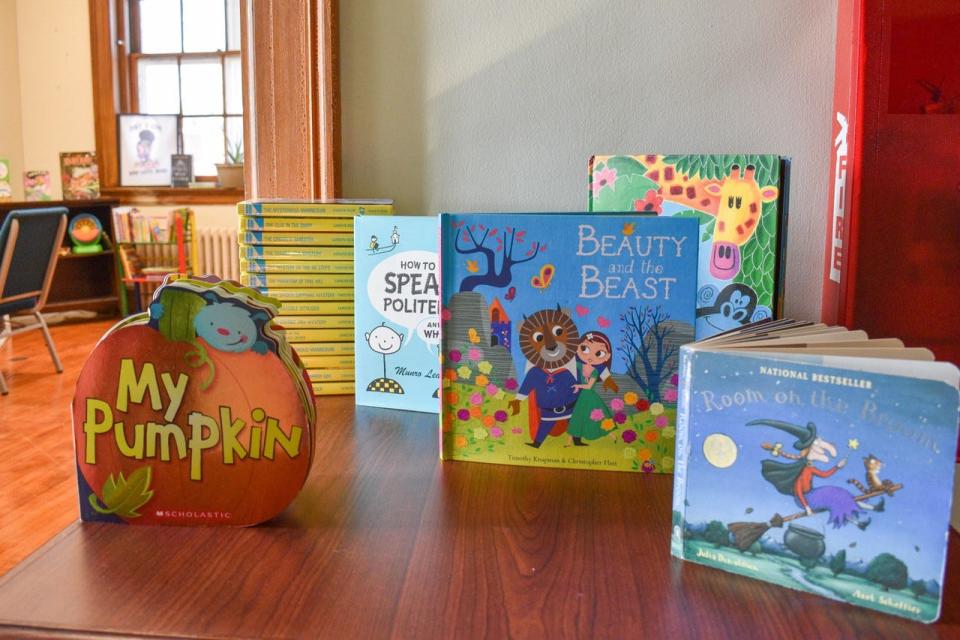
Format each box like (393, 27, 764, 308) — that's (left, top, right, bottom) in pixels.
(354, 216, 440, 412)
(440, 213, 698, 473)
(672, 346, 960, 622)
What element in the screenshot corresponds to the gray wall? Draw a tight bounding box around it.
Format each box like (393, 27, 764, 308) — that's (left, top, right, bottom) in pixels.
(341, 0, 837, 319)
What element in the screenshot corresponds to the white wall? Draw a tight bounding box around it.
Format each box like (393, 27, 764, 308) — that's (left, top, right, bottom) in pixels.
(340, 0, 837, 320)
(16, 0, 95, 200)
(0, 0, 24, 200)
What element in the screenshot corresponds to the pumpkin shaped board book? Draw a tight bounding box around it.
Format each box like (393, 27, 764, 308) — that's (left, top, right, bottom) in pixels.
(72, 276, 317, 526)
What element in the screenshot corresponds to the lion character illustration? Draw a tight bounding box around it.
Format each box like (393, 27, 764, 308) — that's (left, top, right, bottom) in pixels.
(508, 304, 581, 448)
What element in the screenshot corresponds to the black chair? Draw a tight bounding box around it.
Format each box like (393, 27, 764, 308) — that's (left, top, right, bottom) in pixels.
(0, 207, 68, 395)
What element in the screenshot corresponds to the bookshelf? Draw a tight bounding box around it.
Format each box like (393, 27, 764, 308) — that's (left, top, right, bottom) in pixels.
(0, 199, 120, 315)
(114, 208, 197, 315)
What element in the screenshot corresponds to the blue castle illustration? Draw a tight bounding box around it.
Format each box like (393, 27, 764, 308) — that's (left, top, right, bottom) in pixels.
(489, 297, 511, 349)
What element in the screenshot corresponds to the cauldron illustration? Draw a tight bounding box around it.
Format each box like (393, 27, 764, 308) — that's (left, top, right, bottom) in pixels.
(784, 524, 826, 561)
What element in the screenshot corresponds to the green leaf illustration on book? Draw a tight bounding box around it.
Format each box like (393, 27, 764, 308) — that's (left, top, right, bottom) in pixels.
(88, 466, 155, 518)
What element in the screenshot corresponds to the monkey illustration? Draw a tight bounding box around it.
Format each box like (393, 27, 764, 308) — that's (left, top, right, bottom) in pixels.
(848, 454, 896, 496)
(508, 305, 580, 448)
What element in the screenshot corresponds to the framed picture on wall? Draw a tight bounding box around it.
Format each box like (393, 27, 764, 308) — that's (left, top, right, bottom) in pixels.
(118, 114, 179, 187)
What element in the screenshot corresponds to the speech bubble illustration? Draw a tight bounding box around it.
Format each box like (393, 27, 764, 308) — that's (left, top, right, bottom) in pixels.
(367, 250, 440, 349)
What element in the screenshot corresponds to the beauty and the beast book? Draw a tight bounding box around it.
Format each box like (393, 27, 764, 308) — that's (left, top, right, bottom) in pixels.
(440, 213, 697, 472)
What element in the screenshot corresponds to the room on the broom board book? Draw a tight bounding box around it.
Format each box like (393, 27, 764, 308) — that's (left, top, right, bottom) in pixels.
(3, 1, 960, 635)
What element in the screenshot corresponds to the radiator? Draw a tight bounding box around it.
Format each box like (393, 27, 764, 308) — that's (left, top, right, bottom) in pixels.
(197, 227, 240, 281)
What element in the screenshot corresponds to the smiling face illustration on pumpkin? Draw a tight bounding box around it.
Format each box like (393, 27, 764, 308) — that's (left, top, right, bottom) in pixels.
(194, 303, 263, 352)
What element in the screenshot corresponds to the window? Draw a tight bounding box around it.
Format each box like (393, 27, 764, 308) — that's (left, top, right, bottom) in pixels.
(130, 0, 242, 178)
(91, 0, 341, 203)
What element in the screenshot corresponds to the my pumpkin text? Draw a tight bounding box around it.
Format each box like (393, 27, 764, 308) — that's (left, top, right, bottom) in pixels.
(82, 358, 304, 481)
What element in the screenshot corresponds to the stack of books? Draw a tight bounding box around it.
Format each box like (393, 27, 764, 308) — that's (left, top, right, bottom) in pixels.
(238, 199, 394, 396)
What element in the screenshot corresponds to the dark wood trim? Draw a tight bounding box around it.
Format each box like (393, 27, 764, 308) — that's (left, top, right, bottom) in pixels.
(89, 0, 121, 189)
(241, 0, 340, 199)
(99, 187, 243, 205)
(314, 0, 340, 199)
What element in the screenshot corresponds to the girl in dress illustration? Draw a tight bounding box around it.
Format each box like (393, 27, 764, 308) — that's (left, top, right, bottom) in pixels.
(568, 331, 618, 446)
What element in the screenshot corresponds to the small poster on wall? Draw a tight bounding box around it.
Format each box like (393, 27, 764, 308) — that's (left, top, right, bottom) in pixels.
(24, 170, 52, 201)
(170, 154, 193, 187)
(60, 152, 100, 200)
(118, 114, 179, 187)
(0, 159, 11, 201)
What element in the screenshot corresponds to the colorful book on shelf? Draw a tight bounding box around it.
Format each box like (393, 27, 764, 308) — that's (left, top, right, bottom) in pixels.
(291, 342, 353, 356)
(440, 212, 698, 472)
(240, 216, 355, 233)
(0, 159, 11, 201)
(671, 319, 960, 623)
(256, 288, 352, 302)
(299, 354, 354, 369)
(354, 216, 440, 413)
(23, 170, 52, 201)
(273, 315, 353, 329)
(277, 301, 354, 316)
(588, 154, 790, 339)
(239, 231, 354, 247)
(312, 381, 354, 396)
(241, 272, 353, 289)
(285, 328, 354, 343)
(238, 199, 394, 217)
(60, 151, 100, 200)
(239, 247, 354, 262)
(72, 276, 317, 526)
(308, 369, 354, 383)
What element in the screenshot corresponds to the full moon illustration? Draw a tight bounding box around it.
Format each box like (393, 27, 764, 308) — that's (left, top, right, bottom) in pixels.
(703, 433, 737, 468)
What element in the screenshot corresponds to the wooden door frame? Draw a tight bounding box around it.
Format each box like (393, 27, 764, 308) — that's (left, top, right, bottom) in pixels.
(240, 0, 341, 200)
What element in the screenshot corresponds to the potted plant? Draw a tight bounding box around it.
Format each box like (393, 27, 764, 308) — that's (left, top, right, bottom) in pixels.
(215, 139, 244, 189)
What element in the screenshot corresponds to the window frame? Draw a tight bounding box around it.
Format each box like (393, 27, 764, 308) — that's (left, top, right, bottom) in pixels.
(90, 0, 341, 204)
(90, 0, 244, 204)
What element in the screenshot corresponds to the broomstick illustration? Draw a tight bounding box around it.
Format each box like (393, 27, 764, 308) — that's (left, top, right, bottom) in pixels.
(728, 483, 903, 551)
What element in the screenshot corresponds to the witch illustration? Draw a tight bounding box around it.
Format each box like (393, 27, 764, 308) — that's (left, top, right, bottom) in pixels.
(748, 419, 883, 530)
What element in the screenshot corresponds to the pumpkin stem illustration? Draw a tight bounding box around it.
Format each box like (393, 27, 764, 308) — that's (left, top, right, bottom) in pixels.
(184, 340, 216, 390)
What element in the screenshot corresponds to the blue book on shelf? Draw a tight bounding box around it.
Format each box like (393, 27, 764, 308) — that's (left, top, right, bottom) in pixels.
(354, 215, 440, 412)
(439, 212, 698, 472)
(672, 327, 960, 622)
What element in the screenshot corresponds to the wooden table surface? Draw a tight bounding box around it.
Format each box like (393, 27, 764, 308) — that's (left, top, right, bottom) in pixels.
(0, 396, 958, 639)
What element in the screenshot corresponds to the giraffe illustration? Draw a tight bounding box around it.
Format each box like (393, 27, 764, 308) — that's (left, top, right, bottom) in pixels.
(639, 156, 779, 280)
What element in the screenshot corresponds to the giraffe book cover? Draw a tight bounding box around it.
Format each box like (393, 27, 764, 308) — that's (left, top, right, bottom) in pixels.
(440, 213, 697, 473)
(588, 154, 790, 338)
(354, 216, 441, 413)
(672, 343, 960, 623)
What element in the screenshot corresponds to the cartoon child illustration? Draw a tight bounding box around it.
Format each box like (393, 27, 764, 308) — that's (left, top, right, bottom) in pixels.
(508, 305, 581, 448)
(365, 323, 404, 394)
(749, 419, 883, 529)
(568, 331, 619, 446)
(390, 226, 400, 246)
(369, 235, 380, 251)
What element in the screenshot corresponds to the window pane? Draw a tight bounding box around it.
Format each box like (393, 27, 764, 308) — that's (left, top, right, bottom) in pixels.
(182, 116, 225, 175)
(137, 59, 180, 113)
(182, 0, 226, 53)
(138, 0, 182, 54)
(180, 58, 223, 115)
(226, 0, 241, 51)
(226, 117, 243, 163)
(225, 56, 242, 114)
